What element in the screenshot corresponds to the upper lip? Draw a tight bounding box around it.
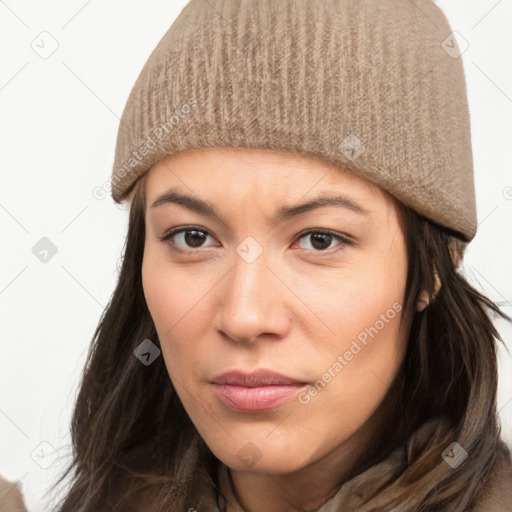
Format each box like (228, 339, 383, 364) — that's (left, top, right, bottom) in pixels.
(211, 369, 306, 387)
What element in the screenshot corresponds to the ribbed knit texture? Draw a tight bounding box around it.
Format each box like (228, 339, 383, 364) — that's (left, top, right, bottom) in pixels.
(111, 0, 477, 242)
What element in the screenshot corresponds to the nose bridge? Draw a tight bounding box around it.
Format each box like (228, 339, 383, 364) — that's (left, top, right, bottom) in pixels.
(214, 246, 289, 344)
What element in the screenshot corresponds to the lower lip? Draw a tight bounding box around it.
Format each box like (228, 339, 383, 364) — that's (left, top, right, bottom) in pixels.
(211, 383, 307, 412)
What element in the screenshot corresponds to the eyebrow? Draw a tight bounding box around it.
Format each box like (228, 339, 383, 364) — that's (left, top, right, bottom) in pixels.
(149, 188, 372, 225)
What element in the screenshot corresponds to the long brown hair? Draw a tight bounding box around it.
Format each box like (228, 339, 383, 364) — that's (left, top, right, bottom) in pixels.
(50, 171, 511, 511)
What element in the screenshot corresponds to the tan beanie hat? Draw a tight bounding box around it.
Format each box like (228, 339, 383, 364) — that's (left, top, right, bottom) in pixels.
(110, 0, 477, 242)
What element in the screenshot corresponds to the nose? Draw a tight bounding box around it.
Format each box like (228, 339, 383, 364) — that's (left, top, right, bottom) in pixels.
(212, 252, 292, 345)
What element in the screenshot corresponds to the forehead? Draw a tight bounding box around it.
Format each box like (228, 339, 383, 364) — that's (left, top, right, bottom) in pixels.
(144, 147, 390, 206)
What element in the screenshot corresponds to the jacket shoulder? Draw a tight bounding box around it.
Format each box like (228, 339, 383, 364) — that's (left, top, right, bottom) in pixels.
(471, 440, 512, 512)
(0, 474, 28, 512)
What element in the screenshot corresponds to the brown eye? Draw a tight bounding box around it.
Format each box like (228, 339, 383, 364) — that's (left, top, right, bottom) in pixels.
(183, 229, 207, 248)
(309, 232, 334, 250)
(160, 227, 216, 251)
(295, 230, 351, 253)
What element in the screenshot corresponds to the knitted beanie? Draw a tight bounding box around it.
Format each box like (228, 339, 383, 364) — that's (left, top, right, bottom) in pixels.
(110, 0, 477, 242)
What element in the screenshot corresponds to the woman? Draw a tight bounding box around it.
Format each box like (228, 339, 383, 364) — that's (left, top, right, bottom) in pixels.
(53, 0, 512, 510)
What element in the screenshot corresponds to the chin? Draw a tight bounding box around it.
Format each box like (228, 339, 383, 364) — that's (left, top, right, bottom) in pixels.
(226, 454, 306, 474)
(205, 434, 310, 474)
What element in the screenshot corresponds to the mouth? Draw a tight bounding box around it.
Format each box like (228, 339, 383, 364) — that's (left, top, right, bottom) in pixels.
(210, 369, 308, 412)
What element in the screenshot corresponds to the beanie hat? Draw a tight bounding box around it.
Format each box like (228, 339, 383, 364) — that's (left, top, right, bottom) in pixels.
(110, 0, 477, 242)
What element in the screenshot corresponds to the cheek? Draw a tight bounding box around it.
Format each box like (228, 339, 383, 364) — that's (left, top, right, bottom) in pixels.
(306, 251, 406, 351)
(299, 254, 408, 401)
(142, 249, 187, 368)
(141, 247, 216, 382)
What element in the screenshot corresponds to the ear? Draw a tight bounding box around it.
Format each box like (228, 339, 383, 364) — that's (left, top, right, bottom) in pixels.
(416, 290, 430, 312)
(416, 238, 467, 313)
(416, 264, 443, 312)
(449, 238, 467, 270)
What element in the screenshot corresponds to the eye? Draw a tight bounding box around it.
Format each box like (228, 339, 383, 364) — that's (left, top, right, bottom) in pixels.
(293, 229, 352, 253)
(159, 226, 217, 251)
(159, 226, 353, 254)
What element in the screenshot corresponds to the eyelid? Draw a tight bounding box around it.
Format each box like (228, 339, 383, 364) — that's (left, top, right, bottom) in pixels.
(295, 227, 355, 244)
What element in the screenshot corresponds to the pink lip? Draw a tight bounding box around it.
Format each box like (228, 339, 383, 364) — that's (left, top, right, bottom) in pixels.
(210, 369, 308, 412)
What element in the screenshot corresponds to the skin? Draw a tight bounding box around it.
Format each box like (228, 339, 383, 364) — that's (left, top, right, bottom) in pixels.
(141, 147, 410, 512)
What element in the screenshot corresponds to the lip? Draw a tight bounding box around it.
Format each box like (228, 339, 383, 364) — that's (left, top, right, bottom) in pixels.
(210, 369, 308, 412)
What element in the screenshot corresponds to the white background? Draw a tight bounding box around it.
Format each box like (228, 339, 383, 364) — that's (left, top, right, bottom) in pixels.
(1, 1, 511, 510)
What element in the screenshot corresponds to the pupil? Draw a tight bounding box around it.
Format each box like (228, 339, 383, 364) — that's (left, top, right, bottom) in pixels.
(185, 230, 206, 247)
(311, 233, 332, 250)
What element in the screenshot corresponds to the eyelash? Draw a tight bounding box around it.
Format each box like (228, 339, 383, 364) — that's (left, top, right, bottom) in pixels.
(159, 226, 353, 255)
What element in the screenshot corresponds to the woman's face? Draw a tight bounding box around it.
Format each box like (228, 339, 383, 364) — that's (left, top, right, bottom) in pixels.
(142, 147, 409, 474)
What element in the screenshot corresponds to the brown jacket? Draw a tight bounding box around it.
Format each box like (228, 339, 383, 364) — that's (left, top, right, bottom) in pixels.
(0, 475, 28, 512)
